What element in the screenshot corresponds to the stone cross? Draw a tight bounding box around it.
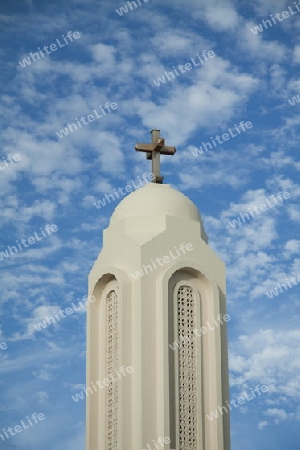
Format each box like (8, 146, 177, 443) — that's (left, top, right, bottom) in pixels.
(135, 129, 176, 183)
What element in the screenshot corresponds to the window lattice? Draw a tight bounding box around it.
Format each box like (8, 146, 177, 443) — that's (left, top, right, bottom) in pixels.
(106, 289, 120, 450)
(177, 285, 198, 450)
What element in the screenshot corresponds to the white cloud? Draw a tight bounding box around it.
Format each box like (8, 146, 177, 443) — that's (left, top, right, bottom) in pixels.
(10, 305, 59, 341)
(199, 3, 240, 30)
(230, 329, 300, 414)
(252, 0, 290, 15)
(261, 151, 300, 171)
(151, 31, 197, 55)
(293, 44, 300, 64)
(0, 197, 56, 228)
(287, 204, 300, 222)
(240, 20, 287, 61)
(37, 391, 49, 403)
(33, 369, 54, 380)
(258, 420, 269, 430)
(92, 131, 125, 174)
(132, 56, 257, 146)
(265, 408, 291, 423)
(284, 239, 300, 257)
(90, 43, 116, 67)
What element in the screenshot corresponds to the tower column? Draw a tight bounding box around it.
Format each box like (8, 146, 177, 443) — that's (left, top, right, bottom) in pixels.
(86, 135, 230, 450)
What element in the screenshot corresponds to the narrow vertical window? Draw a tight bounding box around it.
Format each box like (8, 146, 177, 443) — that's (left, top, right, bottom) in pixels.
(177, 286, 198, 449)
(169, 284, 198, 450)
(106, 289, 121, 450)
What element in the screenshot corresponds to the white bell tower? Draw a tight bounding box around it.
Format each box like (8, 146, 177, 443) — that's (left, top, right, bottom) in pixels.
(86, 131, 231, 450)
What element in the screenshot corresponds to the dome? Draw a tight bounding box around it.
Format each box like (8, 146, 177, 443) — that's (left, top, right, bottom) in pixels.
(110, 183, 202, 226)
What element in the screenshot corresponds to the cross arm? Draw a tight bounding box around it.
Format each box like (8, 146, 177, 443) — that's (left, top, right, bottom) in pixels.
(135, 143, 176, 156)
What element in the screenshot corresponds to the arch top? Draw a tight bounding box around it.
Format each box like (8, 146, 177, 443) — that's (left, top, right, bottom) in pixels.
(158, 260, 218, 293)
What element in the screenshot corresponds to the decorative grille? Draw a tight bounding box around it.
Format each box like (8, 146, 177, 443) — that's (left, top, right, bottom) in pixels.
(106, 289, 120, 450)
(177, 285, 198, 449)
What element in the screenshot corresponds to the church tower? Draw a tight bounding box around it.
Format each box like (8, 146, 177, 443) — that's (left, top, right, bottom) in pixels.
(86, 130, 231, 450)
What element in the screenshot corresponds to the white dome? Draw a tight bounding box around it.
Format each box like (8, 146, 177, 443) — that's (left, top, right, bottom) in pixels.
(109, 183, 207, 241)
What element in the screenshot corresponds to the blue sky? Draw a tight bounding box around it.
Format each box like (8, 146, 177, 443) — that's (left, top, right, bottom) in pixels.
(0, 0, 300, 448)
